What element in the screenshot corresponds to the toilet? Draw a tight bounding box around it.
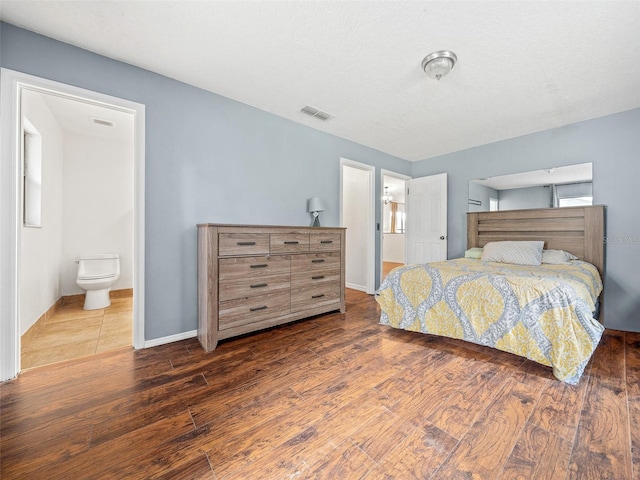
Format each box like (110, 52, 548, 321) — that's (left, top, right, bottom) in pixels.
(76, 254, 120, 310)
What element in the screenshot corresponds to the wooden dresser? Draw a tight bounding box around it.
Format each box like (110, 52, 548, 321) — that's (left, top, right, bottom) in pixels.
(197, 224, 346, 352)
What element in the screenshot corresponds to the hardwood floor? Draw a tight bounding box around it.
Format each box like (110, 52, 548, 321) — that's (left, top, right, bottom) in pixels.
(383, 261, 403, 278)
(1, 289, 638, 479)
(20, 291, 132, 370)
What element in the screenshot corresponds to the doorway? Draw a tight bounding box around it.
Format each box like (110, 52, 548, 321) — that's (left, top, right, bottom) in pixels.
(340, 158, 375, 294)
(380, 170, 410, 283)
(0, 69, 146, 381)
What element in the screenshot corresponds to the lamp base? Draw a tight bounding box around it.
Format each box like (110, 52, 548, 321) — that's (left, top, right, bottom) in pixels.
(312, 212, 321, 227)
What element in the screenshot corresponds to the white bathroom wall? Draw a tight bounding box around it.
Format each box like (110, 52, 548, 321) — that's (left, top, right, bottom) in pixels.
(383, 233, 405, 263)
(342, 165, 370, 291)
(60, 132, 134, 295)
(20, 90, 64, 334)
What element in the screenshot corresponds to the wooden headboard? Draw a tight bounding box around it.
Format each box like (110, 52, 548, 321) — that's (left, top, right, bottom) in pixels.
(467, 205, 605, 277)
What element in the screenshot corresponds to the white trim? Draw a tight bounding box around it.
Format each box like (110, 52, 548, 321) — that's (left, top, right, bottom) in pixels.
(0, 69, 21, 381)
(380, 169, 411, 284)
(0, 68, 146, 381)
(346, 282, 368, 293)
(144, 330, 197, 349)
(339, 158, 375, 295)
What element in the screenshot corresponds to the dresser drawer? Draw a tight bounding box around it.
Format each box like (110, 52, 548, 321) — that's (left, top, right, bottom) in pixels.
(219, 255, 290, 281)
(291, 282, 341, 313)
(270, 233, 309, 254)
(219, 292, 291, 330)
(310, 233, 341, 252)
(219, 233, 269, 256)
(219, 273, 290, 302)
(291, 269, 341, 288)
(291, 252, 341, 273)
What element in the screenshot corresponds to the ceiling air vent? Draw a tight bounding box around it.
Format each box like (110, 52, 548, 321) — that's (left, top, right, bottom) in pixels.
(90, 117, 115, 127)
(300, 105, 334, 121)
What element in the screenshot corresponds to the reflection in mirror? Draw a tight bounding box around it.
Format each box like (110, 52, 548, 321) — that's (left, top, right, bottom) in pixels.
(468, 163, 592, 212)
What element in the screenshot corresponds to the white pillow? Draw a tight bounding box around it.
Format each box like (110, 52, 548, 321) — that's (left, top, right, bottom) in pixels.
(481, 241, 544, 266)
(542, 249, 578, 264)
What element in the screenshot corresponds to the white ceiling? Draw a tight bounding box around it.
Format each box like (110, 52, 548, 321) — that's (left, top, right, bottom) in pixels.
(35, 90, 135, 144)
(2, 1, 640, 161)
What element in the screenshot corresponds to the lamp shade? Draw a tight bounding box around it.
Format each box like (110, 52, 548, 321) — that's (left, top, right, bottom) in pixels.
(307, 196, 325, 213)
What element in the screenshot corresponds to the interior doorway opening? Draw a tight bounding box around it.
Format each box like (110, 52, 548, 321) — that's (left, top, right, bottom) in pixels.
(380, 170, 410, 283)
(0, 68, 146, 381)
(340, 158, 375, 294)
(19, 88, 135, 370)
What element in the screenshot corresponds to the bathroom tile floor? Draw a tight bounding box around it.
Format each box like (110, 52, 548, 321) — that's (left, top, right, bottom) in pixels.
(20, 292, 132, 370)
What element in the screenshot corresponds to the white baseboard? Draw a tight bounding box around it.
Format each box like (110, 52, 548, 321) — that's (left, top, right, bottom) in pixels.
(346, 282, 368, 293)
(143, 329, 197, 349)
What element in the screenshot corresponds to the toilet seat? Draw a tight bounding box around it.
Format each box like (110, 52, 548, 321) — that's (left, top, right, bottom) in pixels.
(78, 273, 117, 281)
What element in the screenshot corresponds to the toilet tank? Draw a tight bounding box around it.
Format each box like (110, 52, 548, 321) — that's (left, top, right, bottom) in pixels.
(77, 254, 120, 279)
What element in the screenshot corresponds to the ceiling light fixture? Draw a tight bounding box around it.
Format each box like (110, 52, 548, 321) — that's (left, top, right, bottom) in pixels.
(383, 186, 392, 205)
(421, 50, 457, 81)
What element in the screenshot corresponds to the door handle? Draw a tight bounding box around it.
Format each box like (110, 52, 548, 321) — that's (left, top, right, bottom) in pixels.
(440, 236, 446, 240)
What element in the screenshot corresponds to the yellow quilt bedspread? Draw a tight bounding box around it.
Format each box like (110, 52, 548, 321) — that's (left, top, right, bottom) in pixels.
(376, 258, 604, 384)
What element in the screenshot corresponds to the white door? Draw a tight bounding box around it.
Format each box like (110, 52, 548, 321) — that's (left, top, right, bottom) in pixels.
(406, 173, 447, 264)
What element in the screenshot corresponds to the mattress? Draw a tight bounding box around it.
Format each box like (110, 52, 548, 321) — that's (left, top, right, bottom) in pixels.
(375, 258, 604, 384)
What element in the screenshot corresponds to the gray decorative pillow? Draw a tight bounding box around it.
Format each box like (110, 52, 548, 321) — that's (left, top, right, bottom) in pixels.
(481, 241, 544, 266)
(542, 249, 578, 264)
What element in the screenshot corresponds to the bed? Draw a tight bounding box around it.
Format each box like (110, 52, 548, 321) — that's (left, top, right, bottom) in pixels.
(376, 205, 605, 384)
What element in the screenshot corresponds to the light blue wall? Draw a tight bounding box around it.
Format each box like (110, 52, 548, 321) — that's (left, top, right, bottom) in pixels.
(412, 108, 640, 332)
(467, 182, 497, 212)
(499, 185, 552, 211)
(0, 23, 410, 339)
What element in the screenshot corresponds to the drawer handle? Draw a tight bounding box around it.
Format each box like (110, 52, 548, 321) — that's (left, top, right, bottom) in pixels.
(237, 241, 256, 246)
(250, 283, 268, 289)
(320, 240, 333, 244)
(311, 259, 325, 263)
(250, 264, 268, 269)
(312, 275, 325, 280)
(312, 294, 325, 299)
(250, 305, 268, 312)
(284, 241, 299, 245)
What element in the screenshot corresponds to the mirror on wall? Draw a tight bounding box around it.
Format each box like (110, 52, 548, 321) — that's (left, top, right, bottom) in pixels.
(468, 162, 593, 212)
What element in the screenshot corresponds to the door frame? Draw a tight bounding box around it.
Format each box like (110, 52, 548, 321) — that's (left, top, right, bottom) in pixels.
(339, 158, 375, 295)
(0, 68, 146, 381)
(380, 169, 411, 284)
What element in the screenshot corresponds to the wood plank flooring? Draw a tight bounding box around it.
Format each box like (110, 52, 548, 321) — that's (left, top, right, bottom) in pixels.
(1, 289, 638, 479)
(383, 261, 403, 278)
